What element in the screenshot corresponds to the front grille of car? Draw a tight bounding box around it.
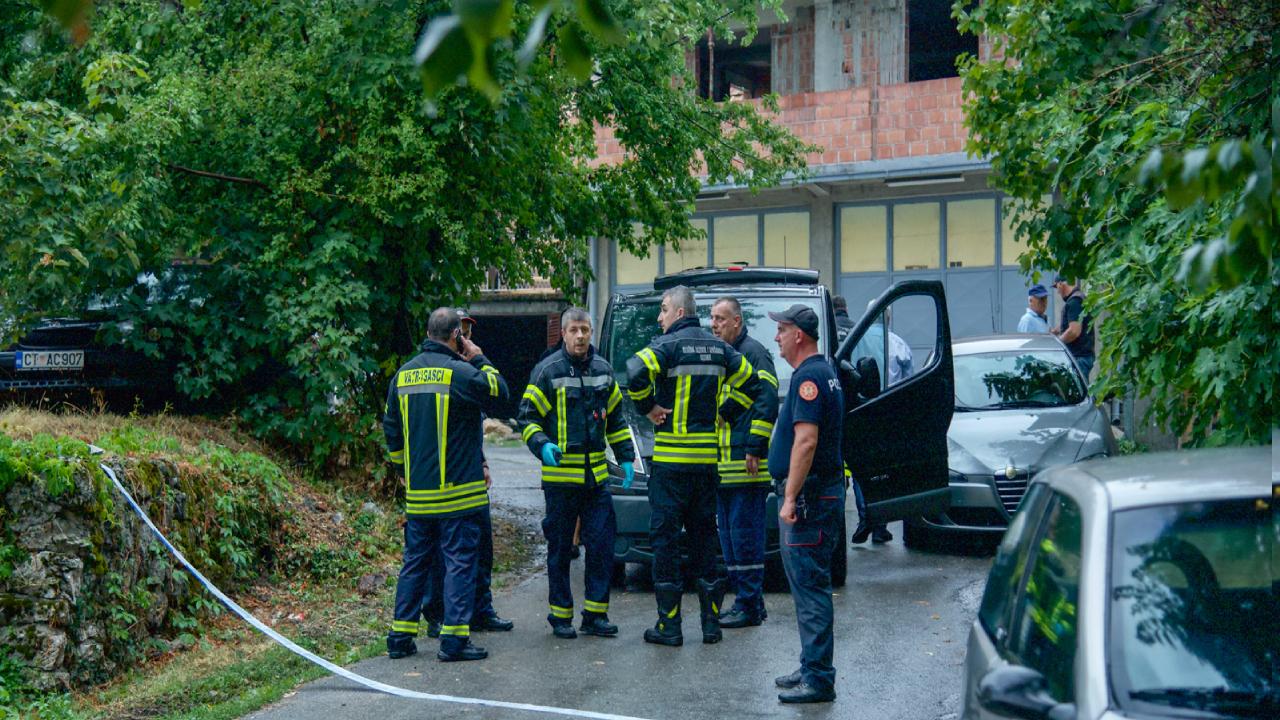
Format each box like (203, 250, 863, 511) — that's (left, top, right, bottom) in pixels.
(994, 472, 1031, 516)
(21, 325, 97, 347)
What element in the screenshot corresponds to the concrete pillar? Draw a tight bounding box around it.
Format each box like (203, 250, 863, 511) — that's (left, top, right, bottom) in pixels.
(809, 195, 836, 289)
(813, 0, 844, 92)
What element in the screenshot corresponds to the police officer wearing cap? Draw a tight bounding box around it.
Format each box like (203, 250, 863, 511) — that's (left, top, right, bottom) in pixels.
(709, 296, 779, 628)
(1017, 285, 1051, 333)
(518, 307, 636, 639)
(767, 303, 843, 704)
(421, 309, 514, 637)
(626, 284, 762, 647)
(384, 307, 508, 662)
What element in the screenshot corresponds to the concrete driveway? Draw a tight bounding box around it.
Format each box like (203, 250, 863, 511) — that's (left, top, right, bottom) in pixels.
(246, 443, 992, 720)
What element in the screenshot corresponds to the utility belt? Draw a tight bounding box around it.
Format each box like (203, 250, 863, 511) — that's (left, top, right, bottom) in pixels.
(772, 473, 844, 501)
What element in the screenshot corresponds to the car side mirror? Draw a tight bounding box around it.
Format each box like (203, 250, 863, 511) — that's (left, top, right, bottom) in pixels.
(977, 666, 1075, 720)
(838, 357, 881, 403)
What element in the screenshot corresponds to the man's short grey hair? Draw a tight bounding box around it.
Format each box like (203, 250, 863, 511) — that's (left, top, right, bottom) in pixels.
(560, 307, 592, 328)
(427, 307, 461, 341)
(663, 285, 697, 318)
(713, 296, 741, 318)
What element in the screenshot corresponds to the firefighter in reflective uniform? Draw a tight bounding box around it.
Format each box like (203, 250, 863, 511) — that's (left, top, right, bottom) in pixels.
(626, 285, 762, 646)
(383, 308, 509, 662)
(421, 310, 513, 636)
(518, 307, 635, 639)
(709, 296, 779, 628)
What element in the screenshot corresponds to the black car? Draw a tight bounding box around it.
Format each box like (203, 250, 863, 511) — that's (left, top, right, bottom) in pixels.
(0, 269, 194, 401)
(599, 266, 956, 587)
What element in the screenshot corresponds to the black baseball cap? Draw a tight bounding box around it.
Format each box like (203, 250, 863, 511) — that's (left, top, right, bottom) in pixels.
(767, 304, 820, 340)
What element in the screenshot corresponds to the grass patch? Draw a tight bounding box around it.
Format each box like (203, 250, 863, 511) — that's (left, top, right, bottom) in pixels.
(1, 407, 541, 720)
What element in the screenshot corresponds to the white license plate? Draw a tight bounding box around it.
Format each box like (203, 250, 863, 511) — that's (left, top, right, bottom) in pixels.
(15, 350, 85, 371)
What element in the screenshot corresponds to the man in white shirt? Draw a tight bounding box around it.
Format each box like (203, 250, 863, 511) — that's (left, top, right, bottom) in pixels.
(1016, 285, 1050, 333)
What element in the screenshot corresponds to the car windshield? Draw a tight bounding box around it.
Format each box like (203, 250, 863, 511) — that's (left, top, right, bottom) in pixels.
(953, 350, 1085, 410)
(604, 294, 821, 461)
(1109, 497, 1279, 717)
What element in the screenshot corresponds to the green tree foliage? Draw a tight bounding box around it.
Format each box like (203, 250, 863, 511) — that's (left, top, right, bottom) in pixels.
(1, 0, 810, 475)
(959, 0, 1278, 445)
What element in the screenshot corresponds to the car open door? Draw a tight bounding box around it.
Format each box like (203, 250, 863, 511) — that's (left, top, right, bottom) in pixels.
(836, 280, 953, 524)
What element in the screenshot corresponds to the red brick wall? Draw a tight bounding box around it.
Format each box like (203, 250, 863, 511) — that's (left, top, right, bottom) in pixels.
(592, 75, 967, 168)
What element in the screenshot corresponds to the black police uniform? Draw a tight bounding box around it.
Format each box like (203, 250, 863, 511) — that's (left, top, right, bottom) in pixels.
(626, 316, 761, 645)
(383, 338, 508, 661)
(1058, 288, 1095, 377)
(715, 330, 778, 626)
(769, 353, 844, 701)
(518, 344, 635, 637)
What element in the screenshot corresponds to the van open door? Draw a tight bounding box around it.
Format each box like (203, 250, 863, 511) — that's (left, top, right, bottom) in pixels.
(836, 280, 953, 524)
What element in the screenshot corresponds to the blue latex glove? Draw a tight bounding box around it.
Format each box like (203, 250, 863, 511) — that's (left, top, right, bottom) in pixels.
(541, 443, 563, 467)
(621, 461, 635, 489)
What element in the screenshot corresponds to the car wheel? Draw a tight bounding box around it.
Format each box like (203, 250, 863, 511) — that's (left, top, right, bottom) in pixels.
(903, 517, 938, 551)
(830, 515, 847, 588)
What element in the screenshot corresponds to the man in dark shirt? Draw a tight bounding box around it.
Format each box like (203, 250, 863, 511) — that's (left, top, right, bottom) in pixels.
(1051, 276, 1095, 379)
(766, 304, 844, 704)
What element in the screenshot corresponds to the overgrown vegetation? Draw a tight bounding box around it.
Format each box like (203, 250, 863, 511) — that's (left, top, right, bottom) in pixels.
(959, 0, 1278, 445)
(0, 409, 529, 720)
(0, 0, 810, 476)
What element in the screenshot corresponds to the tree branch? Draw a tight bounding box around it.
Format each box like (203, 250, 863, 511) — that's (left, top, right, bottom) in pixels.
(167, 163, 269, 189)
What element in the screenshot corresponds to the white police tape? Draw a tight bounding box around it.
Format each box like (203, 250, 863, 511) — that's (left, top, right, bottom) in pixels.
(95, 456, 651, 720)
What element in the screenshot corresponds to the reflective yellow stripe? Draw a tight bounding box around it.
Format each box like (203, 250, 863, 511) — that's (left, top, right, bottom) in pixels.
(522, 423, 544, 443)
(400, 394, 411, 485)
(391, 620, 419, 634)
(406, 494, 489, 515)
(727, 356, 753, 388)
(541, 462, 608, 484)
(607, 384, 623, 413)
(389, 449, 404, 464)
(436, 393, 450, 489)
(636, 348, 661, 376)
(480, 364, 498, 374)
(549, 604, 574, 619)
(728, 388, 752, 409)
(405, 479, 487, 500)
(750, 419, 774, 438)
(440, 624, 470, 637)
(524, 385, 551, 415)
(717, 459, 771, 484)
(606, 428, 631, 445)
(486, 370, 499, 397)
(758, 370, 778, 388)
(583, 600, 608, 613)
(628, 385, 653, 400)
(556, 388, 567, 448)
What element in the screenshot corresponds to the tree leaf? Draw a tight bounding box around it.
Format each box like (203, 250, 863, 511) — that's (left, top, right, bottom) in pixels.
(557, 21, 593, 81)
(414, 16, 472, 98)
(517, 3, 556, 68)
(575, 0, 623, 44)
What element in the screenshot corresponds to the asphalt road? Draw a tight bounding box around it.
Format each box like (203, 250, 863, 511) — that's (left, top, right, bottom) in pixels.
(247, 443, 993, 720)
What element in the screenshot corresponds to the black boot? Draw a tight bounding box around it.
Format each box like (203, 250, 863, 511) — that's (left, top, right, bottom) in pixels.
(851, 521, 871, 544)
(642, 583, 683, 647)
(579, 612, 619, 637)
(437, 638, 487, 662)
(386, 634, 417, 659)
(696, 578, 726, 644)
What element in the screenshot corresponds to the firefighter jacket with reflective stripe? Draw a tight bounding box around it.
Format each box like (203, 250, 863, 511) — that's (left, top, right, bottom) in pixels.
(717, 330, 779, 487)
(518, 346, 635, 487)
(625, 317, 761, 467)
(383, 340, 509, 517)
